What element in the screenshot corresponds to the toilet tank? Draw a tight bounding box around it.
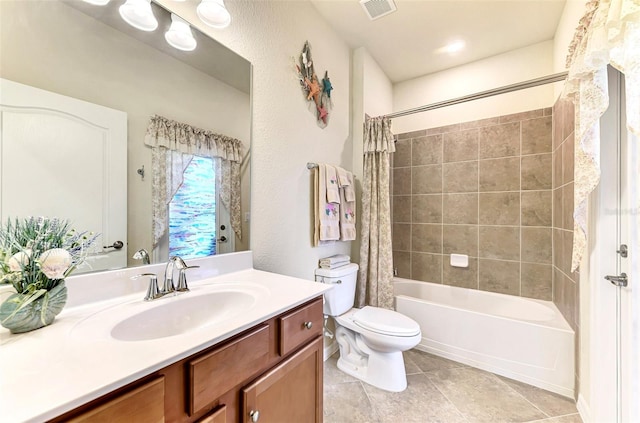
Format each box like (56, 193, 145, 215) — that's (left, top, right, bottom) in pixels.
(315, 263, 359, 316)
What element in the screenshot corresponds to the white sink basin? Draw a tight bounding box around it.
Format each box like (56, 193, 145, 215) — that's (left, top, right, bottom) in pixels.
(70, 283, 269, 342)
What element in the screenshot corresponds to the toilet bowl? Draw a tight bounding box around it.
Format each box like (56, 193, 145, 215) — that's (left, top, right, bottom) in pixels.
(316, 263, 421, 392)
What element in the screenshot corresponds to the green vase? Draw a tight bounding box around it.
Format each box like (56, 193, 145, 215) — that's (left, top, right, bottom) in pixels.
(0, 282, 67, 334)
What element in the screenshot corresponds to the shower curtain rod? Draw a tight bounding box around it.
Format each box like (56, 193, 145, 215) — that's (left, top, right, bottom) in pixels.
(382, 71, 568, 119)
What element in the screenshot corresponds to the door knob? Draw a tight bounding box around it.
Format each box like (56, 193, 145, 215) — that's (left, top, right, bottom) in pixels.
(103, 240, 124, 250)
(605, 273, 628, 287)
(218, 236, 227, 243)
(249, 410, 260, 422)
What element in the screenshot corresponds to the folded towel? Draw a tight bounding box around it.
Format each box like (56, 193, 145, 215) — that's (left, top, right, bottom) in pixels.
(339, 183, 357, 241)
(319, 261, 351, 269)
(336, 167, 356, 202)
(314, 164, 340, 245)
(325, 165, 341, 204)
(319, 254, 350, 266)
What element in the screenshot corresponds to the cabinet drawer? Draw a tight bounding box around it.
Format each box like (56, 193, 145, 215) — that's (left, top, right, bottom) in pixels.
(189, 325, 269, 416)
(67, 376, 164, 423)
(278, 297, 323, 356)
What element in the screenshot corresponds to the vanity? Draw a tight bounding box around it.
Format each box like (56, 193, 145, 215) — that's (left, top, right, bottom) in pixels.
(0, 252, 331, 422)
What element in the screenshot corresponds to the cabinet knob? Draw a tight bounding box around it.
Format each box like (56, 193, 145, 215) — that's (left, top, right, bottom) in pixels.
(304, 321, 313, 330)
(249, 410, 260, 422)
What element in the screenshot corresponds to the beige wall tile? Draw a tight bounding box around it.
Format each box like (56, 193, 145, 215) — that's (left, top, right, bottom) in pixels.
(562, 132, 575, 184)
(443, 130, 478, 162)
(393, 167, 411, 195)
(479, 226, 520, 260)
(443, 225, 478, 256)
(561, 230, 574, 275)
(412, 252, 442, 283)
(563, 275, 577, 329)
(553, 187, 563, 228)
(393, 139, 411, 168)
(562, 183, 574, 230)
(426, 123, 460, 135)
(522, 227, 552, 264)
(479, 122, 521, 159)
(412, 194, 442, 223)
(397, 129, 426, 140)
(562, 99, 575, 141)
(413, 135, 443, 166)
(393, 250, 411, 279)
(499, 109, 544, 123)
(522, 116, 552, 154)
(459, 117, 500, 130)
(521, 191, 552, 226)
(522, 153, 552, 190)
(443, 161, 478, 193)
(443, 193, 478, 224)
(553, 100, 564, 152)
(544, 107, 553, 116)
(479, 157, 520, 191)
(443, 257, 478, 289)
(553, 147, 563, 189)
(393, 195, 411, 223)
(521, 263, 552, 300)
(478, 259, 520, 295)
(412, 223, 443, 253)
(553, 266, 564, 304)
(479, 192, 520, 225)
(412, 165, 442, 194)
(553, 228, 564, 272)
(393, 223, 411, 251)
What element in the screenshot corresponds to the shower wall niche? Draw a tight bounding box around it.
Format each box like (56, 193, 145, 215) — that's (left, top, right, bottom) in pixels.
(392, 108, 554, 300)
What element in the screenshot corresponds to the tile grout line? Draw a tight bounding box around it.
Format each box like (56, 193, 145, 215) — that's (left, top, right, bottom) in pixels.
(488, 372, 552, 420)
(423, 371, 473, 423)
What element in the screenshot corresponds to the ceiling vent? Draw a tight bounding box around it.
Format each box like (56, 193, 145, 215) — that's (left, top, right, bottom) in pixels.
(359, 0, 397, 21)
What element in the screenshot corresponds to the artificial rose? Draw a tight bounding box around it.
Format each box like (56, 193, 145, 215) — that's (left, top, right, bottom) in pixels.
(38, 248, 72, 279)
(8, 250, 31, 272)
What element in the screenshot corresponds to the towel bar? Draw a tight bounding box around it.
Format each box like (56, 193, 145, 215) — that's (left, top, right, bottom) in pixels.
(307, 162, 356, 178)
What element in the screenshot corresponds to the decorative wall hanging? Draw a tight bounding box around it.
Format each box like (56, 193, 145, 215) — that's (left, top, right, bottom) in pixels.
(294, 41, 333, 128)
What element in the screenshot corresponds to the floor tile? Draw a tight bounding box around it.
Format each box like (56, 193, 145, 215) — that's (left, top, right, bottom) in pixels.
(404, 351, 422, 375)
(323, 381, 380, 423)
(525, 414, 583, 423)
(428, 367, 547, 423)
(405, 349, 467, 373)
(498, 375, 578, 417)
(363, 373, 467, 423)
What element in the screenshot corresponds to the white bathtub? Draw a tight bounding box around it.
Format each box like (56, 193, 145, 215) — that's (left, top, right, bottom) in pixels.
(394, 278, 575, 398)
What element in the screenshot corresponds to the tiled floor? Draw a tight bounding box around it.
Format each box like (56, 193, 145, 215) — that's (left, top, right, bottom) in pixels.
(324, 349, 582, 423)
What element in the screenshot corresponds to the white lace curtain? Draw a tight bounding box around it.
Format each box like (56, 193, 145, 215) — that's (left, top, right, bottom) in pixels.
(357, 116, 396, 309)
(561, 0, 640, 271)
(144, 115, 243, 251)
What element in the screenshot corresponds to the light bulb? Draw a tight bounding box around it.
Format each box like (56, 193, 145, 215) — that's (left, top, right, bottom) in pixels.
(119, 0, 158, 32)
(165, 13, 197, 51)
(197, 0, 231, 29)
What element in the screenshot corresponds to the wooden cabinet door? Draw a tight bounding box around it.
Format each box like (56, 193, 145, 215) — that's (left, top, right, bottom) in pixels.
(241, 337, 323, 423)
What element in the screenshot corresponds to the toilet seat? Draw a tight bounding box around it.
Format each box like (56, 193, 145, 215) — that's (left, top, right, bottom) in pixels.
(352, 306, 420, 337)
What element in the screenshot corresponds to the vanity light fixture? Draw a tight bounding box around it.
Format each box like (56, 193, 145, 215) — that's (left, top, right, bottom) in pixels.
(82, 0, 111, 5)
(443, 40, 466, 54)
(119, 0, 159, 32)
(165, 13, 197, 51)
(196, 0, 231, 29)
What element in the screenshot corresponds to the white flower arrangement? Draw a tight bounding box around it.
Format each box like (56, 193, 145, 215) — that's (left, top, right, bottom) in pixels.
(0, 217, 98, 299)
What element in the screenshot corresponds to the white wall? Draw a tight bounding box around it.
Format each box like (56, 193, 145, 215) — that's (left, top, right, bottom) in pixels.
(392, 41, 556, 134)
(160, 0, 353, 280)
(0, 1, 251, 263)
(553, 0, 590, 98)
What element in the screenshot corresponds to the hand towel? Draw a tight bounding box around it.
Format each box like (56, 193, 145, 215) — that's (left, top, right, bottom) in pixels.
(339, 178, 357, 241)
(336, 167, 356, 202)
(325, 165, 341, 204)
(314, 164, 340, 245)
(319, 261, 351, 269)
(319, 254, 350, 267)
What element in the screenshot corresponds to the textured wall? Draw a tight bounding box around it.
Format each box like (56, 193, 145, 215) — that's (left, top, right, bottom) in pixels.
(392, 107, 555, 300)
(160, 1, 354, 279)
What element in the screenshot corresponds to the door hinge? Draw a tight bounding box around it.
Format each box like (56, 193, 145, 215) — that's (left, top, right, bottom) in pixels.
(617, 244, 628, 258)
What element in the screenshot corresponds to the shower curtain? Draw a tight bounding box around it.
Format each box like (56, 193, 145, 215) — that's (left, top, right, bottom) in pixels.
(357, 116, 395, 309)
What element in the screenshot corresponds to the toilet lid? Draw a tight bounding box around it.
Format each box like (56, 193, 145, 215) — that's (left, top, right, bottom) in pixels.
(352, 306, 420, 337)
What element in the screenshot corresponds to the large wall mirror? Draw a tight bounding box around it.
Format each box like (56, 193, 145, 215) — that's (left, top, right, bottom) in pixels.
(0, 0, 251, 272)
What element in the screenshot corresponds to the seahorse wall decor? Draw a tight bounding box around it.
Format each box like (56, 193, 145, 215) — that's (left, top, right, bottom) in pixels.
(294, 41, 333, 128)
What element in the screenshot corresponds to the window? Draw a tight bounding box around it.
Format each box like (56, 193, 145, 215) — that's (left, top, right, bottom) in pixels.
(169, 156, 216, 258)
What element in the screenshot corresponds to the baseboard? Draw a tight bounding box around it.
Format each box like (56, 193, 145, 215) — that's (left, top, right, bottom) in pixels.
(577, 394, 591, 423)
(323, 339, 339, 361)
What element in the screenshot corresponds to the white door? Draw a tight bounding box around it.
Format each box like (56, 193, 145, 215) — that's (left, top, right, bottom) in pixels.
(0, 78, 127, 272)
(590, 67, 633, 423)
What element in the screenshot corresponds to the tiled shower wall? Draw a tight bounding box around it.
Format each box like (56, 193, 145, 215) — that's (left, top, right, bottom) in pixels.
(392, 109, 554, 300)
(552, 96, 579, 393)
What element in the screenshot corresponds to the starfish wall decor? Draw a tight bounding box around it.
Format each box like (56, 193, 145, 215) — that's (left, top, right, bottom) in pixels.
(294, 41, 333, 128)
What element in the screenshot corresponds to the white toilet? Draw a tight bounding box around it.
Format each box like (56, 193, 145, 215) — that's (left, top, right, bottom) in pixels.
(316, 263, 421, 392)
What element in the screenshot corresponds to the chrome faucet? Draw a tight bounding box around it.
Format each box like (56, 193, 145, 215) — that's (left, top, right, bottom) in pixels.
(162, 256, 200, 294)
(131, 273, 162, 301)
(132, 248, 151, 265)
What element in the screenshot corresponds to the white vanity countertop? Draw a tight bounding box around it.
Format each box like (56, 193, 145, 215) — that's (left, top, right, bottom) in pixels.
(0, 260, 331, 422)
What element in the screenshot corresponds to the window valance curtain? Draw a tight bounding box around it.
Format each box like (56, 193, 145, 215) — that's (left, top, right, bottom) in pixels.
(144, 114, 243, 250)
(561, 0, 640, 271)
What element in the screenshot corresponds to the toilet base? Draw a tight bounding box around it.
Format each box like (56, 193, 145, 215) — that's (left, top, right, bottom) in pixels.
(335, 326, 409, 392)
